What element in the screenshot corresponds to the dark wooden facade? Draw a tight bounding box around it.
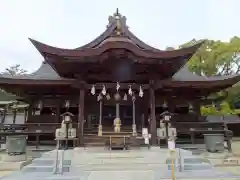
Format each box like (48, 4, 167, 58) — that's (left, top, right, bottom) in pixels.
(0, 10, 240, 146)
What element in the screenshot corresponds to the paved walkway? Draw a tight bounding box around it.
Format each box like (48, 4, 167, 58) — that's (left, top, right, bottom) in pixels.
(0, 147, 239, 180)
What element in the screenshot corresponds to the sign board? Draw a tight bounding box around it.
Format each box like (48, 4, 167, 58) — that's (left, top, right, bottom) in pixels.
(168, 140, 175, 150)
(157, 128, 165, 138)
(144, 134, 151, 144)
(142, 128, 148, 136)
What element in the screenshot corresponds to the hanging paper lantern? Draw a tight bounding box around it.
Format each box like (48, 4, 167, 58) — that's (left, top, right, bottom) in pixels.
(123, 93, 127, 101)
(65, 100, 70, 108)
(189, 103, 193, 112)
(106, 93, 111, 100)
(212, 102, 216, 107)
(139, 86, 144, 97)
(38, 100, 43, 109)
(102, 85, 106, 95)
(128, 85, 133, 96)
(91, 85, 95, 95)
(97, 94, 103, 101)
(163, 101, 167, 108)
(116, 82, 120, 91)
(114, 92, 121, 101)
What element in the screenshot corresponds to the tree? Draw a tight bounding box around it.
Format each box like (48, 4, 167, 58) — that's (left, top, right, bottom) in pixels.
(179, 37, 240, 108)
(180, 37, 240, 76)
(200, 101, 237, 115)
(1, 64, 27, 76)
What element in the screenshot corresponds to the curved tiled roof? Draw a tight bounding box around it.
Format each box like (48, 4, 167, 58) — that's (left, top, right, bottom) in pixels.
(29, 38, 203, 60)
(28, 11, 204, 62)
(0, 62, 63, 80)
(1, 62, 239, 86)
(173, 65, 240, 82)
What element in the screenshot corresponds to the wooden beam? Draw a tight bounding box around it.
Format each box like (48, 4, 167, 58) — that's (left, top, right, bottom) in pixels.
(84, 83, 150, 90)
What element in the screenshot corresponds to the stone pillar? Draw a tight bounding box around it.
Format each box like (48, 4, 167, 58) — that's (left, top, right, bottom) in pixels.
(132, 96, 137, 136)
(98, 100, 103, 136)
(114, 92, 121, 132)
(12, 109, 17, 124)
(27, 102, 33, 122)
(78, 89, 85, 146)
(149, 80, 157, 145)
(24, 108, 27, 123)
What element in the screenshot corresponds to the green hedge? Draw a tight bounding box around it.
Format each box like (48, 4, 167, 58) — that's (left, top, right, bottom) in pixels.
(201, 101, 237, 115)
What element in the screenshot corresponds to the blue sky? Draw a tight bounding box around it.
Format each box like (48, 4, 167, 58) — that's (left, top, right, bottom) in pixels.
(0, 0, 240, 73)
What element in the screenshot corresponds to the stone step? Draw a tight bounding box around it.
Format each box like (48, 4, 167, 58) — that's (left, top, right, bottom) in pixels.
(84, 142, 106, 147)
(72, 157, 167, 165)
(31, 159, 71, 166)
(73, 163, 167, 171)
(22, 165, 70, 173)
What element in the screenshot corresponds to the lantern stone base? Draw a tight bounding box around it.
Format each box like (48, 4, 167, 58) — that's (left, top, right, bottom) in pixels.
(132, 124, 137, 136)
(0, 154, 31, 171)
(3, 154, 27, 162)
(98, 124, 103, 136)
(0, 144, 6, 150)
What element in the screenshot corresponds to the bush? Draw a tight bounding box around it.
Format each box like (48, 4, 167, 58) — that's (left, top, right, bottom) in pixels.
(200, 101, 237, 115)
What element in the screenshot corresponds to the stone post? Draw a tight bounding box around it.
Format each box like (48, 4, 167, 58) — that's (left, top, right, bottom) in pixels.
(132, 96, 137, 136)
(98, 100, 103, 136)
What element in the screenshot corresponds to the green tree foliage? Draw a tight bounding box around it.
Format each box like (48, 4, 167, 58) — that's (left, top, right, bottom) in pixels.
(180, 37, 240, 108)
(0, 65, 27, 102)
(200, 101, 237, 115)
(180, 37, 240, 76)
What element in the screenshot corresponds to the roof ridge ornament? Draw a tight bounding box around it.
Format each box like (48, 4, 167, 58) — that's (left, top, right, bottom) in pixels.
(107, 8, 128, 35)
(114, 8, 122, 36)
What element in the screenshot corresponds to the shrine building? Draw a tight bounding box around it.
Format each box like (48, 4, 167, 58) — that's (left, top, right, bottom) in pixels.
(0, 10, 240, 146)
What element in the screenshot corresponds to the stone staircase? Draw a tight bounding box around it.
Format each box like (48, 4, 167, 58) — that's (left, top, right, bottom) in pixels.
(2, 148, 239, 180)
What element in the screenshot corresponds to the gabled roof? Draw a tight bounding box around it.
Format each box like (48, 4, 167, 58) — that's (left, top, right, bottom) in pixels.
(75, 9, 168, 51)
(0, 62, 62, 80)
(173, 66, 240, 82)
(0, 62, 75, 85)
(0, 61, 239, 89)
(29, 9, 204, 62)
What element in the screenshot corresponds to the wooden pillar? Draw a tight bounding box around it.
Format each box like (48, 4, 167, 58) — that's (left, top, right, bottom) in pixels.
(193, 102, 201, 115)
(149, 80, 157, 145)
(27, 102, 33, 122)
(78, 89, 85, 146)
(56, 100, 61, 123)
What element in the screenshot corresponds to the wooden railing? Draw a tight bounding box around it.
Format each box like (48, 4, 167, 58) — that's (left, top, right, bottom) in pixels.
(27, 115, 78, 123)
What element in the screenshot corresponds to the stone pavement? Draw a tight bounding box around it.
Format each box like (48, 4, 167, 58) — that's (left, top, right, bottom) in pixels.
(0, 147, 239, 180)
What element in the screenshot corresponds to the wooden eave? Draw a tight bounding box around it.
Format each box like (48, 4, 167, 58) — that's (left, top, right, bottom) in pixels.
(29, 38, 203, 62)
(161, 77, 240, 89)
(0, 78, 76, 85)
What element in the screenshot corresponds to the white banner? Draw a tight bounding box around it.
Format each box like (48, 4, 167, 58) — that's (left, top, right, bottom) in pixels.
(168, 140, 175, 150)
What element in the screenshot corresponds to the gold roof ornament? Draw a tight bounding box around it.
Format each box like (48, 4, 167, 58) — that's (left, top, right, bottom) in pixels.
(107, 8, 126, 35)
(114, 8, 122, 36)
(116, 19, 121, 35)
